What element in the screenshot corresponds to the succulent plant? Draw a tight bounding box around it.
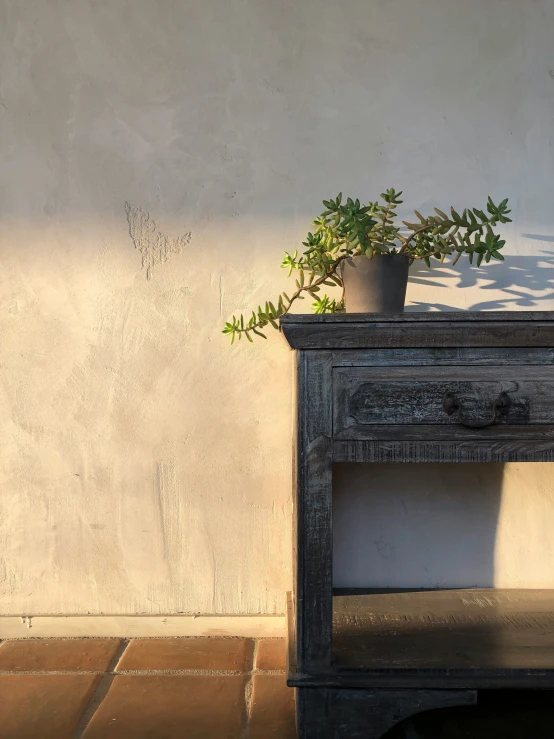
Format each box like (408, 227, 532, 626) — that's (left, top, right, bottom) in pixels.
(223, 189, 511, 343)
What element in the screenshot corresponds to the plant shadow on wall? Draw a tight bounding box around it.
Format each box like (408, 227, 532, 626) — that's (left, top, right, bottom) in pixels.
(407, 245, 554, 312)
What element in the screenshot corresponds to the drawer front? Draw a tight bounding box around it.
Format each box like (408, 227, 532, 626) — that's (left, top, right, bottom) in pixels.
(333, 366, 554, 440)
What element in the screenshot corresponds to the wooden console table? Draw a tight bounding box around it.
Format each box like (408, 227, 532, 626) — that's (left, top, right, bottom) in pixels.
(281, 312, 554, 739)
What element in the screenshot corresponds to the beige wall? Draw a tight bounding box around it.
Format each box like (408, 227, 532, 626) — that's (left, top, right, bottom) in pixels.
(1, 0, 553, 616)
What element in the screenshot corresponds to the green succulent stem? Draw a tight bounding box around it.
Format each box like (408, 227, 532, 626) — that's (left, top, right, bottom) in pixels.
(223, 254, 350, 343)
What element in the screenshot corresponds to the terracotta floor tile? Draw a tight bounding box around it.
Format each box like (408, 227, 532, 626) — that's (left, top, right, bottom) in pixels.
(0, 674, 100, 739)
(249, 674, 297, 739)
(0, 638, 121, 672)
(117, 637, 251, 671)
(255, 639, 287, 671)
(83, 674, 246, 738)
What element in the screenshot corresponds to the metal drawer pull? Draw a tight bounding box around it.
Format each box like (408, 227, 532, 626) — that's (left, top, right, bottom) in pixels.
(442, 391, 511, 429)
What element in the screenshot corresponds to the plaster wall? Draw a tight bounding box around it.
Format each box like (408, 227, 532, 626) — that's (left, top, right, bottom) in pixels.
(1, 0, 553, 615)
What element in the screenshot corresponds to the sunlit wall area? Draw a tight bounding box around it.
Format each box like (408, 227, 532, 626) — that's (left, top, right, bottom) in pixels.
(0, 0, 553, 616)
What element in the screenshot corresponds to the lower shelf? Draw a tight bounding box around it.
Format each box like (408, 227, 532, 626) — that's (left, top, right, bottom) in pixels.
(288, 588, 554, 689)
(334, 588, 554, 671)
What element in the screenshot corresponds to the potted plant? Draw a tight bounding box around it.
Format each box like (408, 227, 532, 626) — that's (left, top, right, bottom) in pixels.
(222, 188, 511, 342)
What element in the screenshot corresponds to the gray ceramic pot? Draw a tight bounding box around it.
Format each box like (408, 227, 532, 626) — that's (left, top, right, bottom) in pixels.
(341, 254, 409, 313)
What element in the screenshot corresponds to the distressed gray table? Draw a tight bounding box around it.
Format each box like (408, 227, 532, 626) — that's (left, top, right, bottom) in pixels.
(281, 312, 554, 739)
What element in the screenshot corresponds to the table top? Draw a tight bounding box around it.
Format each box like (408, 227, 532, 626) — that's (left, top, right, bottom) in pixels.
(281, 311, 554, 324)
(280, 312, 554, 349)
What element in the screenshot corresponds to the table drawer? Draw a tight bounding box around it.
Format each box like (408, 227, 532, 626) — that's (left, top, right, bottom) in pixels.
(333, 366, 554, 440)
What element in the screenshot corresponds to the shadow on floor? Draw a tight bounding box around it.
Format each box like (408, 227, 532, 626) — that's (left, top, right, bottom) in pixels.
(384, 692, 554, 739)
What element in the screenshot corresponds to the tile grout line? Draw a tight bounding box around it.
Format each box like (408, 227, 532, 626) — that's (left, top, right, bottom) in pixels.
(0, 637, 287, 738)
(71, 638, 130, 739)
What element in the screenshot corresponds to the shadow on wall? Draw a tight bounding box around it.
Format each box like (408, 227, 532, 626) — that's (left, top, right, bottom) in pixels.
(406, 245, 554, 312)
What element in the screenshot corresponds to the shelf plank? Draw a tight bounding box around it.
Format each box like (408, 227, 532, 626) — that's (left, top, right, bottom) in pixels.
(281, 312, 554, 324)
(334, 589, 554, 671)
(333, 439, 554, 463)
(280, 315, 554, 350)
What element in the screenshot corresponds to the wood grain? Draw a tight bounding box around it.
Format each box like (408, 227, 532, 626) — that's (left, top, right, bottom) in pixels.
(296, 688, 331, 739)
(296, 687, 476, 739)
(333, 589, 554, 671)
(282, 320, 554, 350)
(332, 439, 554, 463)
(282, 312, 554, 324)
(333, 365, 554, 439)
(294, 351, 334, 673)
(332, 689, 476, 739)
(332, 347, 554, 367)
(296, 688, 477, 739)
(286, 591, 297, 678)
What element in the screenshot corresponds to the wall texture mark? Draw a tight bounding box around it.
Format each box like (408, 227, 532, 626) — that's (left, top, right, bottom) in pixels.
(125, 202, 192, 279)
